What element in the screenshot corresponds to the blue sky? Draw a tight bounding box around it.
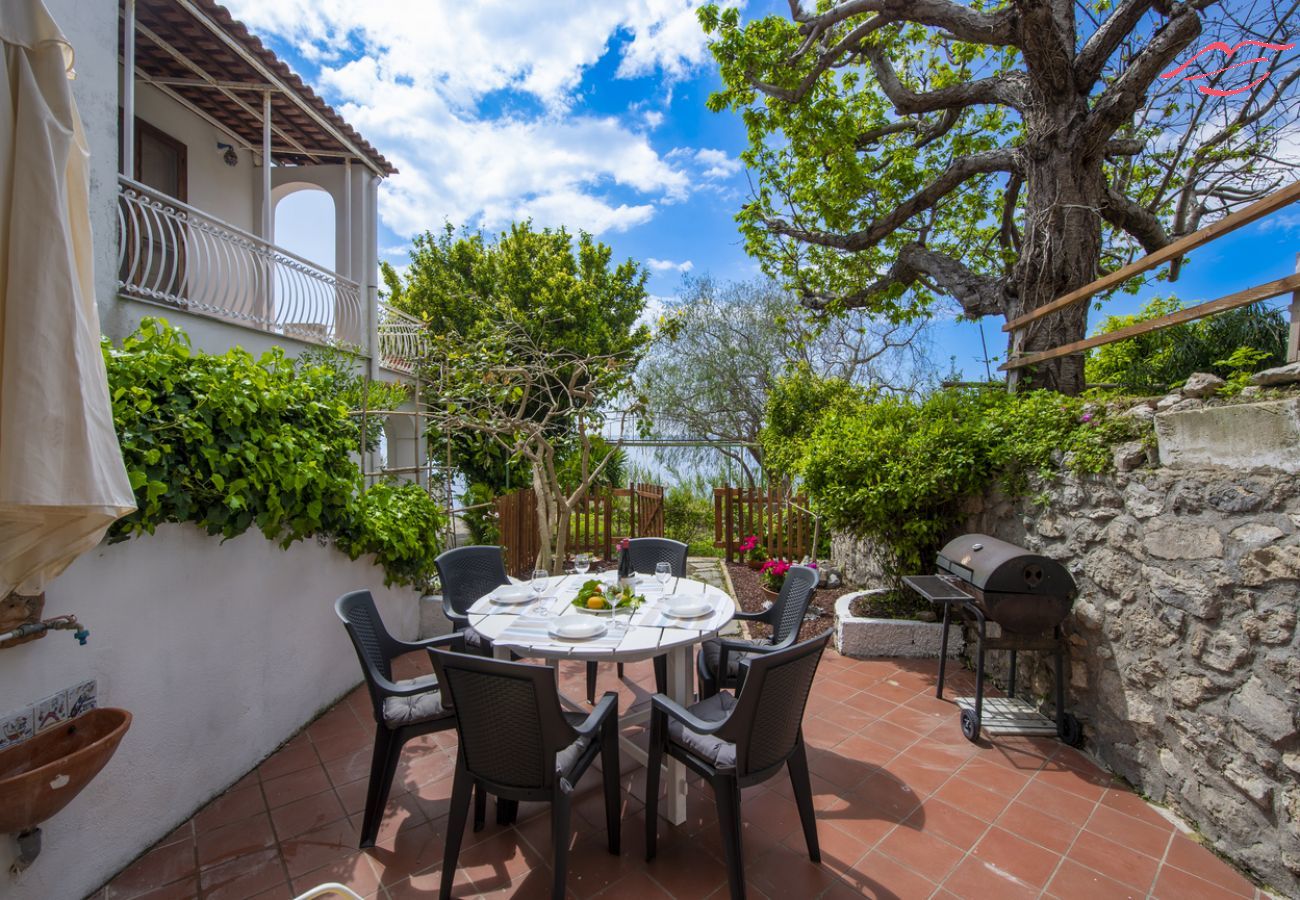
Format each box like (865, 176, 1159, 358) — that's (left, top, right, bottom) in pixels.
(251, 1, 1298, 383)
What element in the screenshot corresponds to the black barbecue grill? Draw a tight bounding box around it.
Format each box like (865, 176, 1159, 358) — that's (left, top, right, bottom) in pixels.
(904, 534, 1082, 745)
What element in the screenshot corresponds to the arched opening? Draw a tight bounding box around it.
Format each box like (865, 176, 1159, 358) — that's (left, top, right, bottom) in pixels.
(271, 184, 340, 341)
(273, 185, 335, 271)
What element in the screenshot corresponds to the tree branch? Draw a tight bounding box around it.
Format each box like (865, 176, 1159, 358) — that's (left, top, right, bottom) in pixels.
(1099, 184, 1170, 253)
(1000, 172, 1024, 252)
(790, 0, 1019, 46)
(753, 18, 891, 103)
(763, 148, 1021, 251)
(1075, 0, 1157, 88)
(863, 45, 1029, 113)
(800, 242, 1010, 317)
(1082, 4, 1202, 156)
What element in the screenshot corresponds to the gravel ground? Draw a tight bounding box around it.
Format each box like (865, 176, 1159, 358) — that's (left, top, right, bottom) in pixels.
(724, 561, 853, 642)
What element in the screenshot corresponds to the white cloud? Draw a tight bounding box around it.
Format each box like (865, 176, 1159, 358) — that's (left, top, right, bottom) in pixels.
(223, 0, 731, 237)
(693, 148, 742, 179)
(643, 109, 666, 129)
(646, 258, 694, 273)
(1260, 211, 1300, 233)
(636, 294, 672, 329)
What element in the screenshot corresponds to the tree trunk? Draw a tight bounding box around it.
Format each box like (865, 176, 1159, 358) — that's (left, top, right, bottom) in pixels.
(1005, 151, 1103, 395)
(552, 508, 571, 576)
(531, 460, 554, 576)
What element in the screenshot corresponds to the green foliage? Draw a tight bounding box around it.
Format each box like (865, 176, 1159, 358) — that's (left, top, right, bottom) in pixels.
(337, 481, 446, 588)
(459, 482, 501, 546)
(1214, 346, 1273, 397)
(663, 480, 718, 556)
(700, 8, 1015, 320)
(639, 277, 930, 482)
(295, 346, 408, 452)
(1085, 296, 1288, 393)
(770, 385, 1146, 590)
(104, 319, 443, 587)
(557, 437, 625, 494)
(385, 221, 651, 493)
(762, 366, 871, 479)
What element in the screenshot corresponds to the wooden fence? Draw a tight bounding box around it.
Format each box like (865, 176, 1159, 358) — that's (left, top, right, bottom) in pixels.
(713, 487, 814, 564)
(495, 483, 665, 575)
(1002, 180, 1300, 374)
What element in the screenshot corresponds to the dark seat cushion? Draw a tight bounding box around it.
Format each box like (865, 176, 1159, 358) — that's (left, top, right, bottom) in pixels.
(463, 626, 492, 653)
(699, 636, 771, 681)
(382, 677, 450, 727)
(556, 711, 596, 777)
(668, 692, 738, 770)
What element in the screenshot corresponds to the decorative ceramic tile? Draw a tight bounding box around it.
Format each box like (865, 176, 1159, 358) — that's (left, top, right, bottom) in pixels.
(66, 680, 97, 718)
(34, 690, 68, 733)
(0, 706, 34, 749)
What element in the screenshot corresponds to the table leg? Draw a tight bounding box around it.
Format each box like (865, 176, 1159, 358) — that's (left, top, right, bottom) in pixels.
(664, 644, 693, 825)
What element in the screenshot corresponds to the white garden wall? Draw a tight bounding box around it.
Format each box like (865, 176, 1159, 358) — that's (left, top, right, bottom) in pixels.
(0, 525, 422, 900)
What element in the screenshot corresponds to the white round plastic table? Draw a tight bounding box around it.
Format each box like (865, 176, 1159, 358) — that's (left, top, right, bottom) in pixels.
(467, 572, 735, 826)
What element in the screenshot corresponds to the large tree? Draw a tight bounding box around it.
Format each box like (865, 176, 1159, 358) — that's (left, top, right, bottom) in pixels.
(419, 319, 641, 574)
(702, 0, 1299, 393)
(639, 276, 930, 484)
(383, 221, 650, 489)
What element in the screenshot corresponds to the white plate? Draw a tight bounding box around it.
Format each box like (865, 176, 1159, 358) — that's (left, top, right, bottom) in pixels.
(492, 589, 533, 605)
(548, 615, 608, 641)
(661, 597, 713, 619)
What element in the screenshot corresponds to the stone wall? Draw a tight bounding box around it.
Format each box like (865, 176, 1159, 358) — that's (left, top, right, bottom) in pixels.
(833, 466, 1300, 895)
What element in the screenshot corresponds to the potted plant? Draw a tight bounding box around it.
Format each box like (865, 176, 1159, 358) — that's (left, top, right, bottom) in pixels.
(759, 559, 817, 597)
(738, 534, 767, 569)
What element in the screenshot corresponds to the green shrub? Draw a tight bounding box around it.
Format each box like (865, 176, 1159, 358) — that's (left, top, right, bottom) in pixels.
(663, 482, 717, 555)
(104, 318, 444, 587)
(768, 382, 1147, 590)
(1085, 296, 1287, 392)
(337, 480, 447, 587)
(459, 482, 501, 546)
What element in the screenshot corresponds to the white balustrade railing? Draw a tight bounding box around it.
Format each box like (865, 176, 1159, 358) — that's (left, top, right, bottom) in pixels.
(117, 177, 365, 350)
(377, 302, 429, 375)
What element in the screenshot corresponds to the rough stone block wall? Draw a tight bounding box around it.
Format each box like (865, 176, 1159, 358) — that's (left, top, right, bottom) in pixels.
(834, 467, 1300, 895)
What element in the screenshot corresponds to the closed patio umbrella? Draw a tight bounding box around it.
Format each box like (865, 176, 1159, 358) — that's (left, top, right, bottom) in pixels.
(0, 0, 135, 597)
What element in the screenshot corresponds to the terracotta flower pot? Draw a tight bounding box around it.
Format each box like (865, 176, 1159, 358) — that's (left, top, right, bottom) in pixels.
(746, 559, 764, 571)
(761, 585, 780, 600)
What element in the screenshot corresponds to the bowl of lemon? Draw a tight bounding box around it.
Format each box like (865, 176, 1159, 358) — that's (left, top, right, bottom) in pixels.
(571, 579, 643, 616)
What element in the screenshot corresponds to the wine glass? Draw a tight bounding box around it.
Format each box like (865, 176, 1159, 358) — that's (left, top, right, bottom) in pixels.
(530, 568, 549, 609)
(574, 553, 591, 576)
(655, 562, 672, 591)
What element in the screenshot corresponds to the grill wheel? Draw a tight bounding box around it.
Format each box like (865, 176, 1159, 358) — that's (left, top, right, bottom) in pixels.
(1058, 712, 1083, 747)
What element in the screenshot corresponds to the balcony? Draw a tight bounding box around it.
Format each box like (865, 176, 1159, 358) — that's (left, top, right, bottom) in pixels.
(117, 176, 365, 351)
(376, 303, 428, 376)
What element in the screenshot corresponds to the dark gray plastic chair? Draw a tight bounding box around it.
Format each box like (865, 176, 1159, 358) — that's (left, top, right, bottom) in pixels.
(430, 650, 621, 900)
(646, 630, 832, 900)
(585, 537, 687, 703)
(335, 590, 467, 848)
(697, 563, 819, 699)
(434, 545, 510, 656)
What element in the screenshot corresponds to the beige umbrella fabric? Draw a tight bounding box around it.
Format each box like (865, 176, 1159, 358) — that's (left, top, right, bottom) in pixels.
(0, 0, 135, 597)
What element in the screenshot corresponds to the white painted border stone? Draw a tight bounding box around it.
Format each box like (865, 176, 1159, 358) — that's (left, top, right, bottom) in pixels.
(835, 590, 964, 658)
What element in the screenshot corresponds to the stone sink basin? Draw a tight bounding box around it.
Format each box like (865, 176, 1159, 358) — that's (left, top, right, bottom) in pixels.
(0, 708, 131, 834)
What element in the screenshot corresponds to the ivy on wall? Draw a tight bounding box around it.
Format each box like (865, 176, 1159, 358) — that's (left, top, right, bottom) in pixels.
(103, 319, 444, 587)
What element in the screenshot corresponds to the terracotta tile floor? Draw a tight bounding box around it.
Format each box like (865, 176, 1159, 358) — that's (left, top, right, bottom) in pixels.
(95, 651, 1268, 900)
